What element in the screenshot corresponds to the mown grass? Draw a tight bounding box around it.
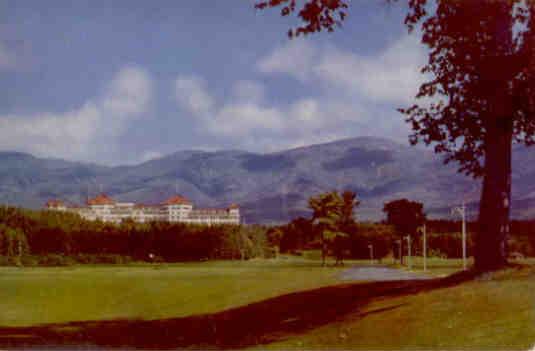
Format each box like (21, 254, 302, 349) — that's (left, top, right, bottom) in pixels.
(0, 258, 351, 327)
(0, 254, 464, 328)
(3, 256, 534, 350)
(258, 264, 535, 350)
(391, 256, 475, 277)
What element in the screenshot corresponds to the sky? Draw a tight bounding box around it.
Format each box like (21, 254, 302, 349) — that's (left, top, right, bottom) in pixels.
(0, 0, 428, 165)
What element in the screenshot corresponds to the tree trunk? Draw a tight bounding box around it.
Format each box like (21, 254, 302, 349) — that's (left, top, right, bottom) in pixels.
(475, 1, 513, 272)
(399, 238, 404, 265)
(475, 117, 512, 271)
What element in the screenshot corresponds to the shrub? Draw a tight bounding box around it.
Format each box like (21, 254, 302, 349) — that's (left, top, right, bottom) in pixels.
(38, 254, 76, 266)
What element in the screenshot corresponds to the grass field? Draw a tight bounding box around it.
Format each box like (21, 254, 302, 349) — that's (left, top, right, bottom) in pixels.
(0, 257, 351, 327)
(392, 256, 475, 277)
(1, 256, 534, 349)
(259, 265, 535, 350)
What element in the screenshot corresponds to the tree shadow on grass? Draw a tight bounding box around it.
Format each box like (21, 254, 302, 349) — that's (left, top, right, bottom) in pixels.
(0, 270, 477, 350)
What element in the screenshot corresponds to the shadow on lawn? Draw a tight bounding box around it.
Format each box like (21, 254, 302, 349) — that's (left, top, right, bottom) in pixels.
(0, 270, 477, 350)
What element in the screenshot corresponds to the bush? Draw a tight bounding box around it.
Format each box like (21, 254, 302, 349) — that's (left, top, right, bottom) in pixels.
(302, 250, 321, 260)
(263, 246, 278, 258)
(0, 255, 11, 266)
(38, 254, 76, 266)
(20, 255, 40, 266)
(74, 254, 133, 264)
(428, 249, 448, 259)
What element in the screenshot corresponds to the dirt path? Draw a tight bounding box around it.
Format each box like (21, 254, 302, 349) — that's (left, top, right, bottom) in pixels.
(340, 265, 432, 281)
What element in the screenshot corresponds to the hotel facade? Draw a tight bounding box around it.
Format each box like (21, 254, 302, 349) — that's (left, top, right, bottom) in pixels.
(45, 194, 240, 225)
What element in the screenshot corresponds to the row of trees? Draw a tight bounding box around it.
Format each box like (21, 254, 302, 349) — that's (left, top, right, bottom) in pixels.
(308, 193, 428, 265)
(0, 206, 270, 265)
(270, 192, 535, 264)
(268, 191, 418, 265)
(2, 197, 534, 266)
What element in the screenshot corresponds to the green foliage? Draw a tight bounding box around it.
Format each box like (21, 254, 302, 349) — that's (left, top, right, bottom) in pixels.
(309, 190, 359, 265)
(0, 223, 29, 265)
(383, 199, 425, 237)
(348, 223, 395, 260)
(274, 211, 535, 262)
(38, 254, 77, 266)
(277, 217, 318, 253)
(0, 206, 269, 264)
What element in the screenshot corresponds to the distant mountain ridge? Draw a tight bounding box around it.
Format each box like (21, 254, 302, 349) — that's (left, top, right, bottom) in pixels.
(0, 137, 534, 223)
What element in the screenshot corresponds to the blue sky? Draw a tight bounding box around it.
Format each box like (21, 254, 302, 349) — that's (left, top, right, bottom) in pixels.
(0, 0, 427, 165)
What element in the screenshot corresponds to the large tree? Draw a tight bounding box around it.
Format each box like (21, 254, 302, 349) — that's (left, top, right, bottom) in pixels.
(383, 199, 425, 264)
(255, 0, 535, 271)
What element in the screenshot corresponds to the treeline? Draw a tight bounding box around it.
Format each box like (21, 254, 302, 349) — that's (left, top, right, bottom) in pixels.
(269, 217, 535, 260)
(0, 206, 270, 266)
(426, 219, 535, 257)
(2, 203, 534, 266)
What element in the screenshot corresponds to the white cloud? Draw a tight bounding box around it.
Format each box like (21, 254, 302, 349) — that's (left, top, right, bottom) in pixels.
(172, 35, 424, 152)
(258, 34, 426, 105)
(236, 130, 355, 154)
(174, 76, 285, 137)
(0, 65, 152, 161)
(139, 150, 163, 163)
(174, 76, 215, 116)
(315, 35, 426, 104)
(231, 80, 265, 104)
(257, 38, 317, 81)
(102, 66, 152, 118)
(0, 102, 101, 158)
(173, 75, 376, 146)
(290, 98, 320, 124)
(209, 103, 285, 137)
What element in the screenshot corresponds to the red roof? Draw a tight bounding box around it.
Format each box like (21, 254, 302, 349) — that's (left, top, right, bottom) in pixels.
(87, 194, 115, 205)
(228, 204, 240, 209)
(134, 203, 160, 209)
(45, 199, 64, 207)
(163, 195, 192, 205)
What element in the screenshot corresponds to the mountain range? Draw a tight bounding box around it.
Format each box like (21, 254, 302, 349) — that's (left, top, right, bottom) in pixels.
(1, 136, 534, 223)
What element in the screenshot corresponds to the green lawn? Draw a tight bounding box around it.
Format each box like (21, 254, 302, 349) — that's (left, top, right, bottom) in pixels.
(0, 258, 348, 327)
(259, 265, 535, 350)
(2, 257, 535, 350)
(393, 256, 475, 277)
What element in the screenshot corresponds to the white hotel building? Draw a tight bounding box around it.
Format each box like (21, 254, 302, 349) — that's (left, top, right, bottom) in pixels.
(45, 194, 240, 225)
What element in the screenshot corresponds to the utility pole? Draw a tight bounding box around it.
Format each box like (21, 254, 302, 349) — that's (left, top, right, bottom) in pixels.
(452, 201, 467, 270)
(423, 223, 427, 272)
(395, 239, 402, 265)
(406, 235, 412, 270)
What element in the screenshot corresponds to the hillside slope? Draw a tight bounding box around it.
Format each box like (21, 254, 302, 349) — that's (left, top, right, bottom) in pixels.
(0, 137, 533, 223)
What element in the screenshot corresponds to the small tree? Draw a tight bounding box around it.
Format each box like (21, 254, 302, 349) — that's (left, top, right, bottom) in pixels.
(309, 190, 359, 266)
(383, 199, 425, 264)
(1, 226, 29, 266)
(266, 227, 284, 256)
